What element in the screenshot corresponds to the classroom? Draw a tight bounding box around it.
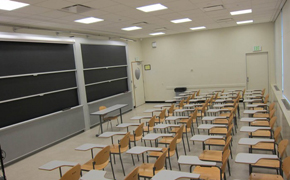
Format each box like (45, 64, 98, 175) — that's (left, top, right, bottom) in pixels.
(0, 0, 290, 179)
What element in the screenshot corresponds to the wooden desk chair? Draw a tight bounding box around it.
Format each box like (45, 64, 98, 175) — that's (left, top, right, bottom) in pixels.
(99, 106, 119, 132)
(196, 99, 209, 111)
(184, 95, 191, 105)
(253, 104, 275, 119)
(172, 115, 194, 152)
(60, 164, 81, 180)
(175, 100, 185, 110)
(193, 148, 230, 180)
(167, 104, 175, 117)
(250, 118, 277, 139)
(251, 139, 289, 176)
(197, 103, 207, 123)
(124, 167, 139, 180)
(159, 125, 187, 155)
(249, 156, 290, 180)
(81, 145, 115, 179)
(143, 116, 156, 135)
(250, 116, 277, 127)
(180, 110, 197, 133)
(196, 90, 200, 96)
(252, 94, 269, 110)
(205, 124, 233, 158)
(155, 109, 166, 124)
(148, 135, 179, 170)
(199, 136, 232, 175)
(250, 126, 281, 154)
(110, 132, 130, 176)
(138, 149, 167, 179)
(190, 92, 196, 99)
(210, 116, 234, 137)
(130, 123, 144, 146)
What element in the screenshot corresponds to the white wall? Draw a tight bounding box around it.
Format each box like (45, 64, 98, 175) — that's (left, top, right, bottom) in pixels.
(140, 23, 275, 101)
(275, 12, 282, 90)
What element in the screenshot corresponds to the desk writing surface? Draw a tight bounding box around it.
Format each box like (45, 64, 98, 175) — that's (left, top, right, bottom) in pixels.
(166, 116, 189, 120)
(240, 126, 271, 132)
(240, 117, 267, 122)
(39, 160, 77, 171)
(144, 109, 162, 113)
(178, 155, 216, 166)
(214, 99, 226, 103)
(184, 104, 201, 108)
(243, 110, 267, 114)
(235, 153, 278, 164)
(238, 138, 274, 145)
(246, 104, 267, 108)
(98, 131, 127, 137)
(207, 109, 223, 113)
(126, 146, 162, 155)
(91, 104, 127, 115)
(243, 99, 262, 103)
(154, 104, 171, 108)
(80, 170, 112, 180)
(142, 133, 173, 140)
(198, 124, 226, 130)
(202, 116, 227, 121)
(116, 123, 140, 128)
(152, 170, 200, 180)
(154, 124, 180, 129)
(75, 143, 107, 151)
(190, 135, 224, 142)
(130, 116, 151, 120)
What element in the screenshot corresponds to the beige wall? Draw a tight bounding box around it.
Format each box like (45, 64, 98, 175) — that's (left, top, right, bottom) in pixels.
(275, 12, 282, 90)
(140, 23, 275, 101)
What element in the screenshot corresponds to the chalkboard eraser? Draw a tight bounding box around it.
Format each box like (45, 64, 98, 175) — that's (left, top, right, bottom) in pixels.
(62, 107, 71, 111)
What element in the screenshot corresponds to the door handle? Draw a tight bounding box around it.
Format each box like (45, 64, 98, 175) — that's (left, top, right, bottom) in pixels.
(247, 77, 249, 82)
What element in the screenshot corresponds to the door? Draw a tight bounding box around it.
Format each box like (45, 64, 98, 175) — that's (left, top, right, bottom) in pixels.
(131, 62, 145, 107)
(246, 52, 269, 95)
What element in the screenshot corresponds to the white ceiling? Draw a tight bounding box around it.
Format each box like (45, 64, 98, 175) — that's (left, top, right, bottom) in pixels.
(0, 0, 285, 39)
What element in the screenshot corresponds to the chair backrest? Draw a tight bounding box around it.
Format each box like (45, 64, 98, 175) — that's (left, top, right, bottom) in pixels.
(179, 100, 185, 109)
(176, 125, 185, 140)
(221, 148, 230, 174)
(134, 123, 144, 137)
(282, 156, 290, 179)
(159, 108, 167, 122)
(270, 109, 276, 119)
(190, 110, 197, 119)
(168, 104, 174, 115)
(242, 89, 246, 98)
(264, 94, 269, 104)
(185, 96, 191, 104)
(274, 126, 281, 143)
(185, 116, 193, 130)
(148, 115, 156, 127)
(269, 102, 275, 111)
(214, 92, 219, 99)
(226, 124, 233, 138)
(223, 136, 232, 152)
(154, 149, 168, 172)
(221, 89, 225, 93)
(60, 164, 81, 180)
(169, 135, 179, 155)
(227, 115, 233, 126)
(191, 92, 196, 99)
(201, 103, 207, 113)
(124, 167, 139, 180)
(196, 90, 200, 96)
(261, 88, 266, 96)
(93, 145, 110, 168)
(120, 132, 130, 150)
(278, 139, 289, 158)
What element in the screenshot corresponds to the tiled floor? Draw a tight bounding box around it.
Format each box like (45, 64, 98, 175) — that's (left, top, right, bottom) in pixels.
(4, 103, 287, 180)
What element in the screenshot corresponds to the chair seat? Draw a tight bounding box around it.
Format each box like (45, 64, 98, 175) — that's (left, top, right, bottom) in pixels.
(250, 121, 269, 126)
(250, 130, 271, 138)
(138, 163, 163, 178)
(220, 113, 231, 117)
(81, 159, 109, 171)
(253, 113, 269, 118)
(159, 137, 181, 144)
(213, 119, 228, 124)
(209, 128, 228, 135)
(143, 126, 154, 132)
(252, 142, 274, 151)
(197, 112, 203, 117)
(148, 147, 174, 157)
(193, 166, 223, 180)
(171, 127, 190, 133)
(199, 150, 222, 162)
(249, 173, 283, 180)
(252, 159, 280, 168)
(110, 144, 128, 154)
(129, 135, 142, 142)
(155, 118, 165, 123)
(205, 139, 225, 146)
(180, 118, 196, 123)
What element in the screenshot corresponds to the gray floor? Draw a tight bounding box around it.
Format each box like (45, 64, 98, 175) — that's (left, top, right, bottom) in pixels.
(4, 103, 288, 180)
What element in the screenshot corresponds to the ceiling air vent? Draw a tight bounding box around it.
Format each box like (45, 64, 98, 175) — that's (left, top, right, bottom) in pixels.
(216, 18, 234, 23)
(133, 22, 148, 27)
(155, 27, 167, 31)
(61, 4, 93, 13)
(203, 5, 224, 12)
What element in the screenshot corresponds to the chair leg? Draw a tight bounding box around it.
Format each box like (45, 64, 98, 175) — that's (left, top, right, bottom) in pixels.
(227, 159, 231, 176)
(131, 154, 135, 166)
(182, 136, 187, 155)
(119, 153, 126, 176)
(176, 147, 181, 171)
(110, 154, 116, 180)
(186, 133, 190, 152)
(168, 157, 172, 170)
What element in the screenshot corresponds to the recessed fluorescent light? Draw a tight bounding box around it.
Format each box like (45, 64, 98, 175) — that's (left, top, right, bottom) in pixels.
(237, 20, 253, 24)
(150, 32, 165, 36)
(136, 3, 167, 12)
(121, 26, 142, 31)
(74, 17, 104, 24)
(171, 18, 192, 24)
(230, 9, 252, 15)
(0, 0, 29, 11)
(190, 26, 206, 30)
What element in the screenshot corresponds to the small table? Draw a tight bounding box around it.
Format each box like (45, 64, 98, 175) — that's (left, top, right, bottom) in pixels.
(202, 116, 227, 122)
(178, 155, 216, 171)
(154, 104, 172, 109)
(198, 124, 226, 130)
(80, 170, 112, 180)
(130, 116, 151, 123)
(152, 170, 200, 180)
(240, 117, 268, 125)
(144, 109, 163, 116)
(240, 126, 271, 132)
(142, 133, 173, 147)
(190, 135, 224, 150)
(75, 143, 107, 159)
(235, 153, 278, 174)
(238, 138, 274, 153)
(98, 131, 127, 144)
(243, 110, 267, 117)
(116, 123, 140, 132)
(243, 99, 263, 103)
(39, 160, 77, 177)
(91, 104, 128, 136)
(246, 104, 267, 108)
(126, 146, 163, 163)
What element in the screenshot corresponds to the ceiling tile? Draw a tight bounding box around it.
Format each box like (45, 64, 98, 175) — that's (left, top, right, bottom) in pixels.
(34, 0, 75, 9)
(13, 6, 51, 15)
(82, 0, 119, 9)
(39, 10, 72, 18)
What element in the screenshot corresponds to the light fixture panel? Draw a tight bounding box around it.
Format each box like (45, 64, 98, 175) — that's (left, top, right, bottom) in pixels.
(190, 26, 206, 30)
(149, 32, 165, 36)
(171, 18, 192, 24)
(137, 3, 167, 12)
(230, 9, 252, 15)
(122, 26, 142, 31)
(0, 0, 29, 11)
(237, 20, 253, 24)
(74, 17, 104, 24)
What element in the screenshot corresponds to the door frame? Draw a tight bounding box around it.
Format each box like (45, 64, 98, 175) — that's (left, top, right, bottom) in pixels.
(131, 61, 145, 107)
(245, 52, 269, 93)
